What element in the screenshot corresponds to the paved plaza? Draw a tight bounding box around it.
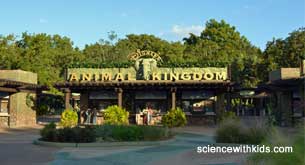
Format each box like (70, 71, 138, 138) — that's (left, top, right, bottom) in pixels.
(0, 126, 248, 165)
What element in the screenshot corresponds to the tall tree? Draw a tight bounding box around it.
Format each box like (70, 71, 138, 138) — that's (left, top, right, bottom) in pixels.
(83, 33, 185, 63)
(1, 33, 82, 86)
(115, 34, 185, 62)
(0, 34, 21, 69)
(183, 19, 262, 87)
(260, 27, 305, 81)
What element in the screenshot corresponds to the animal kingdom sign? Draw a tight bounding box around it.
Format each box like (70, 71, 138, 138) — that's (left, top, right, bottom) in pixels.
(67, 50, 229, 82)
(68, 71, 227, 81)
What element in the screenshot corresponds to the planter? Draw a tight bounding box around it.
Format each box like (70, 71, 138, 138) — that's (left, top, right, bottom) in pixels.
(33, 137, 175, 148)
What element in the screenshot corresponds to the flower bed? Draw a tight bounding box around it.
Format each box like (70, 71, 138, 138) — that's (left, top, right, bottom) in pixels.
(40, 123, 173, 143)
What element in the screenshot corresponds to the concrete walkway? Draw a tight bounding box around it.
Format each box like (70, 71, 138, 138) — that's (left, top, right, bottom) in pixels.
(49, 127, 248, 165)
(0, 125, 61, 165)
(0, 126, 249, 165)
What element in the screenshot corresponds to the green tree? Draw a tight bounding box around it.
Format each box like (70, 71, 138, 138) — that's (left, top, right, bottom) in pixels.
(115, 34, 185, 62)
(0, 34, 21, 69)
(183, 19, 262, 87)
(260, 27, 305, 81)
(2, 32, 82, 86)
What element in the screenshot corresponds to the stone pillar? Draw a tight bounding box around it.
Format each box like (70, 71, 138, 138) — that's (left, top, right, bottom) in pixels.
(8, 93, 17, 127)
(115, 88, 123, 107)
(8, 92, 36, 127)
(171, 87, 177, 109)
(64, 88, 71, 109)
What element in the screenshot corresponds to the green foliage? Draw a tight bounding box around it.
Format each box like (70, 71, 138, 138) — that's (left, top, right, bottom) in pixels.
(103, 105, 129, 125)
(0, 20, 303, 88)
(25, 94, 35, 108)
(68, 61, 229, 69)
(248, 128, 305, 164)
(56, 127, 96, 143)
(68, 61, 133, 68)
(215, 119, 245, 143)
(161, 108, 187, 128)
(36, 105, 49, 116)
(183, 19, 262, 87)
(36, 94, 64, 116)
(259, 27, 305, 81)
(158, 61, 229, 68)
(218, 111, 239, 122)
(40, 122, 57, 141)
(59, 109, 78, 128)
(246, 126, 266, 144)
(94, 125, 172, 141)
(215, 119, 267, 144)
(40, 123, 96, 143)
(266, 103, 277, 126)
(40, 124, 172, 143)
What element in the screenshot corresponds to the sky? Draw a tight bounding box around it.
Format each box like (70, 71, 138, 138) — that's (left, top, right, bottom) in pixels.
(0, 0, 304, 49)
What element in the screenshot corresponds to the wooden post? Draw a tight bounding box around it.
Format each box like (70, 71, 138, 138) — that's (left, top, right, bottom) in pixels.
(64, 88, 71, 109)
(171, 87, 177, 110)
(80, 92, 89, 124)
(227, 65, 232, 80)
(115, 88, 123, 107)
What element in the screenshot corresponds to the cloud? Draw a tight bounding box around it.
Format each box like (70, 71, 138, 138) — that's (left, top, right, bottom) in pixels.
(39, 18, 48, 24)
(171, 25, 204, 37)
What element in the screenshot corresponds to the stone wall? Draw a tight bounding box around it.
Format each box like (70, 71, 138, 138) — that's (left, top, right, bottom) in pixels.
(0, 70, 37, 127)
(9, 92, 36, 127)
(0, 70, 37, 84)
(0, 117, 9, 127)
(269, 68, 300, 81)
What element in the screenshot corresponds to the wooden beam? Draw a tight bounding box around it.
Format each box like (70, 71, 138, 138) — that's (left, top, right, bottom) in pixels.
(115, 88, 123, 107)
(171, 87, 177, 110)
(0, 87, 17, 93)
(64, 88, 71, 109)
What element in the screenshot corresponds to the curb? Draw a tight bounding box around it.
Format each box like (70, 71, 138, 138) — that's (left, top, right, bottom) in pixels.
(33, 138, 176, 148)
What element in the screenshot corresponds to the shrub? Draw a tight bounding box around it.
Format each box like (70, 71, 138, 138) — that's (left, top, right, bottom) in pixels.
(218, 111, 239, 122)
(161, 108, 187, 128)
(215, 119, 245, 143)
(215, 119, 267, 144)
(40, 122, 57, 141)
(59, 109, 78, 128)
(40, 124, 96, 143)
(245, 126, 266, 144)
(36, 105, 49, 116)
(111, 125, 142, 141)
(103, 105, 129, 125)
(248, 127, 304, 164)
(94, 125, 172, 142)
(142, 126, 171, 141)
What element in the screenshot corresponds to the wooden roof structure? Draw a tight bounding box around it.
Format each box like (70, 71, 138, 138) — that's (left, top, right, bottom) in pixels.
(259, 77, 304, 91)
(0, 79, 40, 93)
(55, 80, 233, 91)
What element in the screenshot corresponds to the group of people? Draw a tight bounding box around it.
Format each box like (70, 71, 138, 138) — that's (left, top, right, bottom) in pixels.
(142, 107, 154, 125)
(82, 108, 98, 124)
